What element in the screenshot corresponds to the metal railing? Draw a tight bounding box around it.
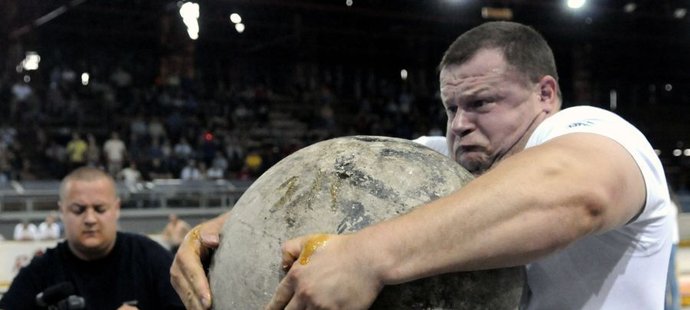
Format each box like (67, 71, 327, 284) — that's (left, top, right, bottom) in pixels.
(0, 179, 253, 213)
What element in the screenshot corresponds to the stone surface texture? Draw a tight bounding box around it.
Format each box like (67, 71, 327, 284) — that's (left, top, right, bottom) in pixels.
(210, 136, 525, 309)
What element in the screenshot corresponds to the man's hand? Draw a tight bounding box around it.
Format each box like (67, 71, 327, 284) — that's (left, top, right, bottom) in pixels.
(265, 233, 384, 310)
(170, 212, 229, 310)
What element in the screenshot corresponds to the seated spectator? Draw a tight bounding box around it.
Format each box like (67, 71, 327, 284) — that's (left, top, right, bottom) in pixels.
(147, 117, 167, 141)
(162, 214, 191, 254)
(45, 140, 67, 179)
(65, 132, 88, 170)
(13, 220, 38, 241)
(244, 149, 263, 177)
(18, 159, 37, 181)
(211, 152, 228, 173)
(173, 137, 193, 161)
(143, 158, 174, 180)
(160, 138, 173, 163)
(129, 113, 148, 141)
(180, 159, 201, 180)
(85, 133, 101, 168)
(147, 138, 165, 161)
(38, 212, 61, 240)
(0, 146, 16, 182)
(236, 164, 253, 181)
(223, 135, 245, 172)
(118, 161, 142, 186)
(197, 162, 209, 180)
(103, 131, 127, 177)
(207, 162, 225, 180)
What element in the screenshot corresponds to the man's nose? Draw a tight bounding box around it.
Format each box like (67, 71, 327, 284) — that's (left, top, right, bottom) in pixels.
(450, 110, 475, 137)
(83, 208, 97, 224)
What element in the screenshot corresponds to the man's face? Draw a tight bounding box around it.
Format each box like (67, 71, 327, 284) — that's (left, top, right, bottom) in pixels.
(59, 178, 120, 260)
(440, 48, 546, 176)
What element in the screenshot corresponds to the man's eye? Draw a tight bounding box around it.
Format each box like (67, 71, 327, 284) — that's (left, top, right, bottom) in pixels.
(446, 106, 458, 114)
(71, 207, 85, 214)
(468, 100, 487, 109)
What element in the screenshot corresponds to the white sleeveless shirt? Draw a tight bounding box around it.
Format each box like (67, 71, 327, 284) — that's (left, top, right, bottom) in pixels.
(414, 105, 672, 309)
(523, 106, 672, 310)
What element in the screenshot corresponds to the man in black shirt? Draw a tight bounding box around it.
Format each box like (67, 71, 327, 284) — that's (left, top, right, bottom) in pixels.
(0, 167, 183, 310)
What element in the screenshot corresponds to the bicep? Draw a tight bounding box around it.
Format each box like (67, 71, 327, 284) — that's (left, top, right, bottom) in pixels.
(533, 133, 646, 230)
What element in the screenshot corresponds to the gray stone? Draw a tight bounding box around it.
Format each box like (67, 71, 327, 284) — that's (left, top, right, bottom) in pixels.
(210, 136, 525, 309)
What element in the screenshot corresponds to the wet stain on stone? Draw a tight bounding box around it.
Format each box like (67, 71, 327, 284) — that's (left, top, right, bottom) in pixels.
(306, 169, 325, 211)
(336, 201, 372, 234)
(329, 177, 342, 212)
(269, 138, 472, 233)
(379, 148, 410, 158)
(352, 136, 394, 143)
(271, 176, 299, 212)
(285, 217, 296, 229)
(272, 170, 329, 228)
(334, 155, 401, 203)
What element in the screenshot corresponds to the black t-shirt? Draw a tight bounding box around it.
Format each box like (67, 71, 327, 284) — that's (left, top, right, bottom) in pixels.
(0, 232, 184, 310)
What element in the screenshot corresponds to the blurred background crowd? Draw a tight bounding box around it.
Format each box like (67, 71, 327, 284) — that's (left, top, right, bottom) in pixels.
(0, 0, 689, 198)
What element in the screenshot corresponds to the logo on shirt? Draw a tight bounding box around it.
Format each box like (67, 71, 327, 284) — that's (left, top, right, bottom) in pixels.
(567, 120, 595, 128)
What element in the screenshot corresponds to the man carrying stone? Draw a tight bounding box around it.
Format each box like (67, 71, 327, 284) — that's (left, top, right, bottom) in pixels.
(171, 21, 672, 310)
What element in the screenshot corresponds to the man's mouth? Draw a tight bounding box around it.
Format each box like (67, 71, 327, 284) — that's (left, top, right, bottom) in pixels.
(458, 145, 483, 154)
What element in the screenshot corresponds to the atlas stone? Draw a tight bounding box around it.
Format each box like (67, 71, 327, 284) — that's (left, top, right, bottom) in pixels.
(209, 136, 525, 309)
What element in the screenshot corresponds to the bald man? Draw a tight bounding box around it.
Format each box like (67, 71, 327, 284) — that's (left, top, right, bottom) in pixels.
(1, 167, 184, 310)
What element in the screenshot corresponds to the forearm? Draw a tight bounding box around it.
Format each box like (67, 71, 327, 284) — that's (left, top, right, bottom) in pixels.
(355, 134, 645, 285)
(357, 174, 566, 284)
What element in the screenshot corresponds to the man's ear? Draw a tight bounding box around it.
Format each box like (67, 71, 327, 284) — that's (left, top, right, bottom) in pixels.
(538, 75, 558, 114)
(114, 198, 121, 219)
(57, 202, 64, 220)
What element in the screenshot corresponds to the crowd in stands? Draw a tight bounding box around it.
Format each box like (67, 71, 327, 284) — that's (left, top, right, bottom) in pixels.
(0, 56, 446, 184)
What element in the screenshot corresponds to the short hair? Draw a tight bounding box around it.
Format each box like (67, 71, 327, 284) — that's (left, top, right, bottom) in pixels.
(59, 167, 117, 201)
(439, 21, 559, 86)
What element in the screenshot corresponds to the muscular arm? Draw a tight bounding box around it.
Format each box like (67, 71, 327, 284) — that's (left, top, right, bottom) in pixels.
(266, 132, 649, 309)
(366, 133, 646, 284)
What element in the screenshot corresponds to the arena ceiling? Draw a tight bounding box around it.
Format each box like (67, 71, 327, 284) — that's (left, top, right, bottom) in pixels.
(3, 0, 690, 94)
(3, 0, 690, 59)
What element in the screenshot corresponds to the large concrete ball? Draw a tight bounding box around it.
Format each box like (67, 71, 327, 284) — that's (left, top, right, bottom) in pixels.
(209, 136, 525, 309)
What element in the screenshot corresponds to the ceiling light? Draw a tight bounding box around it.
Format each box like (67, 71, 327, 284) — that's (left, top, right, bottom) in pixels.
(235, 23, 245, 33)
(567, 0, 586, 10)
(623, 3, 636, 13)
(229, 13, 242, 24)
(674, 8, 686, 19)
